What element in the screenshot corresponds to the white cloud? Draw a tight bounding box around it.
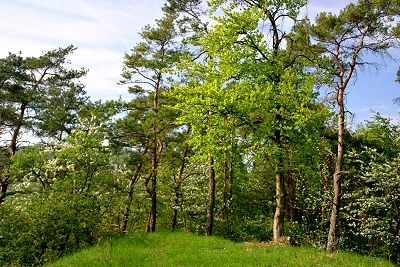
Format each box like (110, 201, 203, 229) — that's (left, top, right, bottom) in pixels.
(304, 0, 355, 20)
(0, 0, 165, 101)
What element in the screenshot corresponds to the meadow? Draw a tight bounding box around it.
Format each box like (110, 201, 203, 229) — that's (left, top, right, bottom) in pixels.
(48, 232, 395, 267)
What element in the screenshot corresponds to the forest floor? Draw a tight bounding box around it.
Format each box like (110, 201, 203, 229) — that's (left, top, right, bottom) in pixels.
(47, 231, 395, 267)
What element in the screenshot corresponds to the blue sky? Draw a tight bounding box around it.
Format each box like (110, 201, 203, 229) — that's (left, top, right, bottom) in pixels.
(1, 0, 165, 100)
(1, 0, 399, 125)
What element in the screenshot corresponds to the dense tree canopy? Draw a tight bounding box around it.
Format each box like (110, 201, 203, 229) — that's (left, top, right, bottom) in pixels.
(0, 45, 87, 204)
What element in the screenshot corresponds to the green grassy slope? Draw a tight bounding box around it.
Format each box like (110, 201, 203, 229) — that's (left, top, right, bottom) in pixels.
(47, 232, 394, 267)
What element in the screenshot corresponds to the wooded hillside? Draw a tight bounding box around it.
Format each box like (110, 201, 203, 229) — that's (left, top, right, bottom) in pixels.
(1, 0, 399, 265)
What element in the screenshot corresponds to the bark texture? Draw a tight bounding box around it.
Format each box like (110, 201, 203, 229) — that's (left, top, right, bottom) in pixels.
(171, 140, 189, 231)
(121, 149, 146, 234)
(273, 171, 285, 241)
(205, 154, 215, 236)
(326, 89, 345, 252)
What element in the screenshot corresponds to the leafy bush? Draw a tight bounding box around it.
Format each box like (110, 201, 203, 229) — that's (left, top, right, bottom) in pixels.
(0, 192, 106, 266)
(342, 148, 400, 262)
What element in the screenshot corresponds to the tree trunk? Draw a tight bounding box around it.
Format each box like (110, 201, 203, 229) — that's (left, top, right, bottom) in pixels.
(121, 157, 145, 234)
(146, 139, 158, 233)
(228, 147, 234, 214)
(146, 72, 161, 233)
(0, 103, 27, 204)
(205, 154, 215, 236)
(171, 194, 179, 231)
(273, 169, 285, 241)
(273, 127, 285, 242)
(171, 141, 189, 231)
(222, 152, 228, 220)
(326, 89, 345, 253)
(9, 103, 27, 157)
(0, 175, 8, 204)
(146, 182, 157, 233)
(147, 181, 157, 232)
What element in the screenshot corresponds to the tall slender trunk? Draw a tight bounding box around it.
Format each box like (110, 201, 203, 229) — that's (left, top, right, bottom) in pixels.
(273, 169, 285, 241)
(146, 138, 158, 233)
(171, 140, 189, 231)
(205, 154, 215, 236)
(222, 151, 228, 220)
(326, 89, 345, 252)
(227, 145, 234, 234)
(9, 103, 27, 157)
(273, 128, 285, 241)
(121, 155, 146, 234)
(228, 145, 234, 213)
(171, 195, 179, 231)
(326, 38, 358, 251)
(147, 181, 157, 232)
(146, 71, 162, 233)
(146, 183, 157, 232)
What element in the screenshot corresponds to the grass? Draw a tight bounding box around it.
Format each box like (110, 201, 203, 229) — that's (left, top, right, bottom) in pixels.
(47, 231, 395, 267)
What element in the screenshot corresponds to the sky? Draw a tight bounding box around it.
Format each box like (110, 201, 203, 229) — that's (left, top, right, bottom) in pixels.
(1, 0, 399, 126)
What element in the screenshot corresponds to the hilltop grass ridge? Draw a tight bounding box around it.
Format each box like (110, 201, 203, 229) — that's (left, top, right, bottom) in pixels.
(47, 231, 395, 267)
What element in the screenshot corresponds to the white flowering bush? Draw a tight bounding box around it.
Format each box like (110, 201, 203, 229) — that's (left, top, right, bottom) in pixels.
(342, 148, 400, 262)
(0, 114, 129, 266)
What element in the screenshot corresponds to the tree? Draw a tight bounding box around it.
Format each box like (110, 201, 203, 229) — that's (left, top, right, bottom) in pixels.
(172, 0, 330, 240)
(0, 46, 87, 204)
(308, 0, 400, 252)
(210, 0, 327, 242)
(119, 10, 181, 232)
(164, 0, 223, 234)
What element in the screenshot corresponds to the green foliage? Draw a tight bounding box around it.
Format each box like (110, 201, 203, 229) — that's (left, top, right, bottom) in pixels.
(307, 0, 400, 252)
(0, 193, 102, 266)
(0, 114, 123, 266)
(356, 114, 399, 157)
(343, 149, 400, 261)
(170, 0, 331, 243)
(0, 45, 87, 140)
(341, 114, 400, 262)
(0, 45, 89, 207)
(8, 145, 51, 191)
